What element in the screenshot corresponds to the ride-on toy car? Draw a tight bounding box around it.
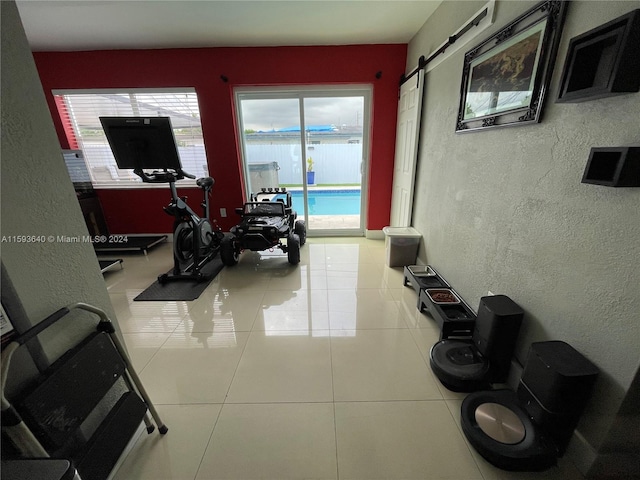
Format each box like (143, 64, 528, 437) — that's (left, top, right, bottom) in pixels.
(221, 187, 306, 266)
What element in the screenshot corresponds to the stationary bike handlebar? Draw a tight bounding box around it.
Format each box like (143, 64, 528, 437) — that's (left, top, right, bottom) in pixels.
(134, 167, 196, 183)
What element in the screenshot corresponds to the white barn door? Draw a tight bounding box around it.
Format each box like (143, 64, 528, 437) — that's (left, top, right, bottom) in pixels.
(390, 69, 424, 227)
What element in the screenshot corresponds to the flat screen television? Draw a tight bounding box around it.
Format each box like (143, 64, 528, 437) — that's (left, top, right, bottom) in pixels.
(99, 116, 182, 171)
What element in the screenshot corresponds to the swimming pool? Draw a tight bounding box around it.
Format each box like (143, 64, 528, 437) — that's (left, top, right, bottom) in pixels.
(290, 189, 361, 215)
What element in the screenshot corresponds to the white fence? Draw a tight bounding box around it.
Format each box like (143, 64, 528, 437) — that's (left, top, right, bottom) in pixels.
(245, 143, 363, 185)
(77, 143, 363, 186)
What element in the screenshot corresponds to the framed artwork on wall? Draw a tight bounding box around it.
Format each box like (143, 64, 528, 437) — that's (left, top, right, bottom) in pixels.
(456, 0, 569, 133)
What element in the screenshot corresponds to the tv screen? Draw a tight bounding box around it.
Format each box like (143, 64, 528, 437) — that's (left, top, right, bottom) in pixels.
(99, 117, 182, 171)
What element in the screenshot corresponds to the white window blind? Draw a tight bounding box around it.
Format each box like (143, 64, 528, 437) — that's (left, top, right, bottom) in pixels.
(53, 89, 209, 188)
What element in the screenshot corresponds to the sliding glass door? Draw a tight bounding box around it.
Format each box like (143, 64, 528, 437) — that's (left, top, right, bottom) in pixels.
(235, 87, 371, 236)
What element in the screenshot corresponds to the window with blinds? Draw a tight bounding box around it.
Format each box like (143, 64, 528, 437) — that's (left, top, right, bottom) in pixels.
(53, 89, 209, 188)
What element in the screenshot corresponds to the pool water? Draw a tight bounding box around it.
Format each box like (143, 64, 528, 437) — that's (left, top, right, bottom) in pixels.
(290, 190, 361, 215)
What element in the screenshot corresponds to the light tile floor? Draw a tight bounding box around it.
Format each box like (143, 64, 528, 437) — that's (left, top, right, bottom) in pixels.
(105, 238, 585, 480)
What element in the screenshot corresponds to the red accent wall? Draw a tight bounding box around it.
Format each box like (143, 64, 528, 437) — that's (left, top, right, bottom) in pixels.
(34, 45, 406, 233)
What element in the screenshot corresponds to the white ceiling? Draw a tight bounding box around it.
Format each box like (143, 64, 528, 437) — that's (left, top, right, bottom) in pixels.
(16, 0, 443, 52)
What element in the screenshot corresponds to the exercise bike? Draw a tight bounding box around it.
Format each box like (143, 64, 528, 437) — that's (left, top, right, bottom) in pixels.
(135, 168, 224, 284)
(99, 116, 223, 283)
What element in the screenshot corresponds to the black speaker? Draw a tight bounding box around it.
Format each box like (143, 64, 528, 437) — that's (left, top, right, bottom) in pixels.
(473, 295, 524, 382)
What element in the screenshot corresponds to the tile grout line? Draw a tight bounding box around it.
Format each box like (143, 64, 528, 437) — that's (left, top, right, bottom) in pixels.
(443, 398, 488, 480)
(191, 285, 264, 480)
(191, 402, 225, 480)
(328, 326, 341, 480)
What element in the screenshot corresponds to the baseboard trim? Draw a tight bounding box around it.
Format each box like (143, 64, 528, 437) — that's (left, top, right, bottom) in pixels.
(365, 229, 384, 240)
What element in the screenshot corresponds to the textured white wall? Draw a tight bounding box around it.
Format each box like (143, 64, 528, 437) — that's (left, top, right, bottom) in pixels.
(408, 0, 640, 474)
(1, 1, 119, 365)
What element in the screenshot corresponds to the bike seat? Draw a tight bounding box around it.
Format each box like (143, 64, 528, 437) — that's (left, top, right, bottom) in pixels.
(197, 177, 214, 189)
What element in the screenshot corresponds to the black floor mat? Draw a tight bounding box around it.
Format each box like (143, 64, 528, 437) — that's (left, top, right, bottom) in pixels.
(94, 235, 167, 254)
(133, 258, 224, 301)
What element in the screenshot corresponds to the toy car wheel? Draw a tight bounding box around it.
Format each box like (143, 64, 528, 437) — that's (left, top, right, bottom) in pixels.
(287, 233, 300, 265)
(294, 219, 306, 246)
(220, 235, 239, 266)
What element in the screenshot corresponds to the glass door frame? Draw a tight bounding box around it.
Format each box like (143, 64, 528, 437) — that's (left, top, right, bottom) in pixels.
(234, 85, 372, 237)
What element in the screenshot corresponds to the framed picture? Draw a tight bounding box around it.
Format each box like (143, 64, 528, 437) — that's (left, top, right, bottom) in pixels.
(456, 0, 568, 133)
